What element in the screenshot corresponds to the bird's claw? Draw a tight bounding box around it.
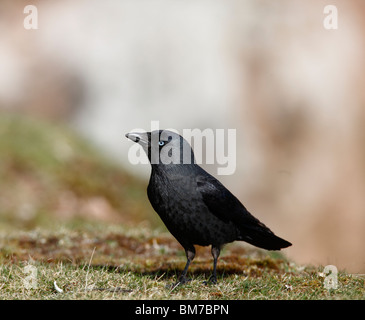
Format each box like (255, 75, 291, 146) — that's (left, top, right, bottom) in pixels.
(203, 275, 217, 285)
(166, 276, 192, 289)
(177, 276, 192, 285)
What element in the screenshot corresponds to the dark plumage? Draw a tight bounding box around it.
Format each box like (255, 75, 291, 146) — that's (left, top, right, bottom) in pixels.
(126, 130, 291, 284)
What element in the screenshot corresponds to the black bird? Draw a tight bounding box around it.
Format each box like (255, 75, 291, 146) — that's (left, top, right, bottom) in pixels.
(126, 130, 291, 284)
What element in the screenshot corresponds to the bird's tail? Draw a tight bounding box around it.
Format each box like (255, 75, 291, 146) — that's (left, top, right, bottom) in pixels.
(238, 220, 292, 250)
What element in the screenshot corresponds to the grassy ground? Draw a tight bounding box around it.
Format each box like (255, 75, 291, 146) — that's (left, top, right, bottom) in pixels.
(0, 222, 364, 300)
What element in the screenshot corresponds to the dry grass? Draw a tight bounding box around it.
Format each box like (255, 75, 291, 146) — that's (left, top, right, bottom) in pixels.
(1, 223, 364, 300)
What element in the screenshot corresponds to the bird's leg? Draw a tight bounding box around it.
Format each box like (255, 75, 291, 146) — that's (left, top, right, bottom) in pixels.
(205, 245, 220, 284)
(177, 247, 195, 285)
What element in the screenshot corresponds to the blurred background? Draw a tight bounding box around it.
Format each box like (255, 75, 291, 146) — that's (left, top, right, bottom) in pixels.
(1, 0, 364, 273)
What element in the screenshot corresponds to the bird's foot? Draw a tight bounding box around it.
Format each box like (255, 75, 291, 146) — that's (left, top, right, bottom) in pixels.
(203, 275, 217, 285)
(178, 275, 192, 284)
(166, 276, 191, 289)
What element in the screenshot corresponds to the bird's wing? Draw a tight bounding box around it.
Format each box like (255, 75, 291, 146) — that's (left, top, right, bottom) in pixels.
(195, 173, 255, 224)
(196, 173, 292, 250)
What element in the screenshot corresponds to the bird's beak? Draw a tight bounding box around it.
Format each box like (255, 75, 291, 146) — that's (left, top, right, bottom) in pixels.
(125, 132, 150, 147)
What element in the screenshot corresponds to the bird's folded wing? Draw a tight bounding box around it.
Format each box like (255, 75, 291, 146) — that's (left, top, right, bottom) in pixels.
(196, 174, 292, 250)
(195, 174, 259, 226)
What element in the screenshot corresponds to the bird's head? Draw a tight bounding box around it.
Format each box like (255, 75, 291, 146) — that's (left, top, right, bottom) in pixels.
(126, 130, 195, 166)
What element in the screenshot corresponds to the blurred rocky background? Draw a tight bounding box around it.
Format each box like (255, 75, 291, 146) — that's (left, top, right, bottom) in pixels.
(0, 0, 364, 273)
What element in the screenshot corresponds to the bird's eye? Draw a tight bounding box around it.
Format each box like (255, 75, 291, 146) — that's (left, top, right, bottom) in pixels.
(158, 141, 165, 146)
